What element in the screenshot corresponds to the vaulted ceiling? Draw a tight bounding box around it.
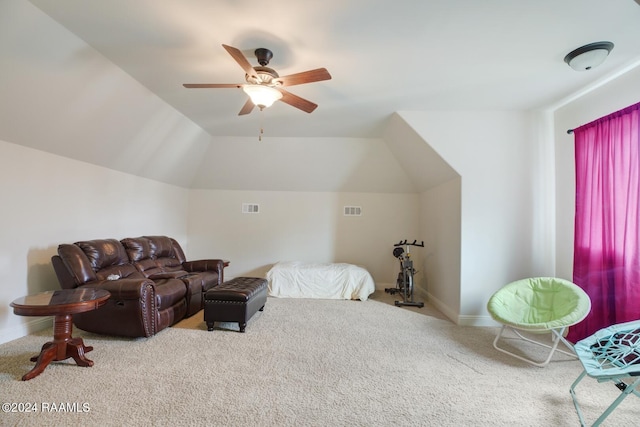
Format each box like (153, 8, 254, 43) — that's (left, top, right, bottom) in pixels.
(3, 1, 640, 191)
(26, 0, 640, 138)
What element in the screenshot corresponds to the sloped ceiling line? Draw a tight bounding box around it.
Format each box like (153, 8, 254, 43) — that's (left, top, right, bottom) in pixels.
(382, 113, 459, 193)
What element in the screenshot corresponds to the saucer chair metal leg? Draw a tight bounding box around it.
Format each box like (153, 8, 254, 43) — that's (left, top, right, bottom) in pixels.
(492, 325, 576, 367)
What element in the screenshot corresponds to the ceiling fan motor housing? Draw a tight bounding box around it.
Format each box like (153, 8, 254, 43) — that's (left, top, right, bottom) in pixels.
(254, 48, 273, 66)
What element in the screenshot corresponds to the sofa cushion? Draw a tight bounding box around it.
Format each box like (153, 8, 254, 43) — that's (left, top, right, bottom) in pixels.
(121, 237, 154, 262)
(75, 239, 141, 280)
(197, 270, 221, 292)
(153, 278, 188, 310)
(145, 235, 184, 271)
(146, 236, 176, 258)
(156, 257, 182, 271)
(76, 239, 127, 269)
(121, 237, 164, 277)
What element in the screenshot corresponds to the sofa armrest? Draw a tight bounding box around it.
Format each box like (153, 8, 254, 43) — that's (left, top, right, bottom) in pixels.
(81, 278, 156, 300)
(182, 259, 226, 287)
(182, 259, 225, 274)
(75, 278, 158, 337)
(51, 255, 77, 289)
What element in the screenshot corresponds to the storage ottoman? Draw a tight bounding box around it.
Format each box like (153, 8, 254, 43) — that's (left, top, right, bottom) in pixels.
(204, 277, 267, 332)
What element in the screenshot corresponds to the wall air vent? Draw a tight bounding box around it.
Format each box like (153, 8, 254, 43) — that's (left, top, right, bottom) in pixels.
(242, 203, 260, 214)
(343, 206, 362, 216)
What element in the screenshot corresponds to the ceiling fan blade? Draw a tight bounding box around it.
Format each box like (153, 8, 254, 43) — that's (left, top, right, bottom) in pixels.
(275, 68, 332, 87)
(183, 83, 242, 88)
(238, 98, 255, 115)
(278, 89, 318, 113)
(222, 44, 258, 80)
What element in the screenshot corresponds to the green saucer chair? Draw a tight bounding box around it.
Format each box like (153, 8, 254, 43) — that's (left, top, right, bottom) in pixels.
(487, 277, 591, 367)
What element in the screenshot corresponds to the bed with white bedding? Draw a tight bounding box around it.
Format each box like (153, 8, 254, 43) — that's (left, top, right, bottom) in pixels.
(266, 261, 376, 301)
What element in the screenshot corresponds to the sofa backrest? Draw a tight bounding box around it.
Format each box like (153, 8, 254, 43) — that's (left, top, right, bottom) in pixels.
(121, 235, 187, 275)
(56, 243, 97, 288)
(144, 235, 186, 272)
(121, 236, 163, 276)
(55, 235, 193, 288)
(74, 239, 142, 281)
(55, 238, 143, 287)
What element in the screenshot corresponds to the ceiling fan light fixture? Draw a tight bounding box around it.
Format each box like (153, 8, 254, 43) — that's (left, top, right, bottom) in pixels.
(242, 85, 283, 108)
(564, 41, 614, 71)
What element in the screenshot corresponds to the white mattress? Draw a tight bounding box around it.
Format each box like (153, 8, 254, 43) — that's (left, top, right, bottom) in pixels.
(266, 261, 376, 301)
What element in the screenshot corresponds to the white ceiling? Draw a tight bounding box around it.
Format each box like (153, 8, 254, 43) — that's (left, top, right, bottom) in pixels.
(26, 0, 640, 139)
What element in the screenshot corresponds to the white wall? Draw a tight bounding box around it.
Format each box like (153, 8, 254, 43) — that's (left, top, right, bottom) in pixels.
(0, 140, 189, 344)
(398, 110, 554, 325)
(0, 0, 211, 188)
(554, 66, 640, 280)
(190, 136, 418, 193)
(382, 113, 462, 321)
(187, 190, 420, 286)
(420, 177, 461, 321)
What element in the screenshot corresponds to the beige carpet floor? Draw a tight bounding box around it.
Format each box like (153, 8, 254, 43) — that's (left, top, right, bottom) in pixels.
(0, 291, 638, 426)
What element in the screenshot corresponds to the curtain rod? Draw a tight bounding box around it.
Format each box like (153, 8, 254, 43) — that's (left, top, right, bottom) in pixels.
(566, 102, 640, 136)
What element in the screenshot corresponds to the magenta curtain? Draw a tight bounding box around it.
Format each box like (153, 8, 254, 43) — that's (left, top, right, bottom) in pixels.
(568, 102, 640, 343)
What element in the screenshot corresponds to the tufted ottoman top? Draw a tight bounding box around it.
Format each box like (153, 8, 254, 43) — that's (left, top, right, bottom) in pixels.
(205, 277, 267, 302)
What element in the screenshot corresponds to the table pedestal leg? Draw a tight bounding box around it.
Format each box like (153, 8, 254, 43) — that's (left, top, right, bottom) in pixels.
(22, 314, 94, 381)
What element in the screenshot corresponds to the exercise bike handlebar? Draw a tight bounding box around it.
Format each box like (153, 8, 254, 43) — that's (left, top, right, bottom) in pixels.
(394, 240, 424, 247)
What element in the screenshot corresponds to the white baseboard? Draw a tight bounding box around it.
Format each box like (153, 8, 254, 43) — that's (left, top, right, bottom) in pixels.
(457, 314, 500, 327)
(420, 290, 457, 323)
(0, 317, 52, 345)
(417, 288, 499, 327)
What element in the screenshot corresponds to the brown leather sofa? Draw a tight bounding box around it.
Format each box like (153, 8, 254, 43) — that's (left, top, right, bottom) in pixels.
(51, 236, 225, 338)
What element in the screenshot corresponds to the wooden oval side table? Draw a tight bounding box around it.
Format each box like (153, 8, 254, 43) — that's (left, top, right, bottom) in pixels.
(10, 288, 110, 381)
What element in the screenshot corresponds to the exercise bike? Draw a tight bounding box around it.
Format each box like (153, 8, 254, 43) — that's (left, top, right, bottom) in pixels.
(385, 240, 425, 308)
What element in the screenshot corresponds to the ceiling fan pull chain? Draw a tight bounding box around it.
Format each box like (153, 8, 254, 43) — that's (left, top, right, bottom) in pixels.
(259, 108, 264, 141)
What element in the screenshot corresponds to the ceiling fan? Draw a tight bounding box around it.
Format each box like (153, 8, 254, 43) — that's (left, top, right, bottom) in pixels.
(183, 44, 332, 115)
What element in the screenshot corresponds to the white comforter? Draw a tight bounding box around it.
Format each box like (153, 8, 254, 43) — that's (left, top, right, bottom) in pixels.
(267, 261, 375, 301)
